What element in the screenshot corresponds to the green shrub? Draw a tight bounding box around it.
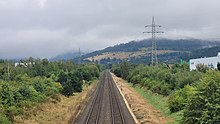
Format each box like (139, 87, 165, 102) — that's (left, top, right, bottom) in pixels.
(51, 82, 63, 93)
(183, 71, 220, 124)
(158, 83, 171, 95)
(32, 77, 47, 92)
(0, 82, 16, 106)
(112, 63, 203, 96)
(140, 78, 149, 87)
(0, 60, 101, 122)
(168, 85, 196, 113)
(0, 114, 11, 124)
(196, 64, 209, 73)
(5, 106, 19, 122)
(60, 71, 83, 96)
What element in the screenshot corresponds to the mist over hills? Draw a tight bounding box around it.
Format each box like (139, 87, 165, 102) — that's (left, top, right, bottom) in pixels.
(50, 52, 80, 61)
(49, 38, 220, 64)
(82, 39, 220, 59)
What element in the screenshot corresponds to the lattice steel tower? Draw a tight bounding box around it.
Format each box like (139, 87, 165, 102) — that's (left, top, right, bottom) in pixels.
(78, 48, 81, 64)
(143, 16, 164, 65)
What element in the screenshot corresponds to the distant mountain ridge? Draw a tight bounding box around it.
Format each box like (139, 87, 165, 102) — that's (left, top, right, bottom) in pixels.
(50, 52, 80, 61)
(81, 39, 220, 59)
(50, 38, 220, 63)
(187, 46, 220, 59)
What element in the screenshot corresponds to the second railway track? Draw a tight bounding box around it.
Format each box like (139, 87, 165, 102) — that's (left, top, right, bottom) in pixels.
(108, 72, 125, 124)
(76, 70, 135, 124)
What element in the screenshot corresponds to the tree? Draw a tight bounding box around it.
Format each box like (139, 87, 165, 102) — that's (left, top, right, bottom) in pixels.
(61, 71, 83, 96)
(120, 61, 130, 79)
(183, 70, 220, 123)
(57, 71, 68, 85)
(111, 64, 122, 77)
(168, 85, 196, 113)
(196, 64, 209, 73)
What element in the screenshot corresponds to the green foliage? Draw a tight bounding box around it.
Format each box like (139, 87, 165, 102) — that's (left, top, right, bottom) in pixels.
(183, 71, 220, 124)
(0, 76, 60, 121)
(170, 70, 201, 89)
(58, 64, 100, 96)
(111, 62, 137, 79)
(111, 64, 122, 77)
(57, 71, 68, 85)
(0, 59, 101, 122)
(60, 71, 83, 96)
(168, 85, 196, 113)
(112, 62, 220, 123)
(0, 114, 11, 124)
(78, 64, 100, 81)
(196, 64, 209, 73)
(113, 63, 200, 96)
(84, 39, 220, 64)
(120, 62, 130, 79)
(189, 46, 220, 60)
(132, 84, 183, 123)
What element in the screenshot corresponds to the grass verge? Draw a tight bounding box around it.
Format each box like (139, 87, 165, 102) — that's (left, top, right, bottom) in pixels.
(14, 80, 98, 124)
(129, 83, 183, 124)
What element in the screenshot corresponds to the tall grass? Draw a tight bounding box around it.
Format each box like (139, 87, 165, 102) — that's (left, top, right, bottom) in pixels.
(129, 83, 182, 124)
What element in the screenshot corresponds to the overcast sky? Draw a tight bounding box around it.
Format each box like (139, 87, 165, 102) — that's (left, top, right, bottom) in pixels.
(0, 0, 220, 59)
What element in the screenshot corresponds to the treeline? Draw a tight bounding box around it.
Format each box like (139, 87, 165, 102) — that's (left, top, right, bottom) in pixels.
(186, 46, 220, 59)
(0, 58, 101, 124)
(82, 39, 220, 59)
(111, 62, 220, 123)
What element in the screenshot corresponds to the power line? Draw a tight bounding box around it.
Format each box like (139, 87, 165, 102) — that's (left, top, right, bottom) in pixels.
(78, 48, 81, 64)
(143, 16, 164, 65)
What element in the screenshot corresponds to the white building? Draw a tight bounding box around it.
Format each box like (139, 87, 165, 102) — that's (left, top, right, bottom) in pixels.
(190, 52, 220, 71)
(15, 62, 35, 67)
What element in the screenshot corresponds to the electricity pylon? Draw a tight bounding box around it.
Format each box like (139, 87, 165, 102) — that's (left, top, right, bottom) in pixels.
(78, 48, 81, 64)
(143, 16, 164, 65)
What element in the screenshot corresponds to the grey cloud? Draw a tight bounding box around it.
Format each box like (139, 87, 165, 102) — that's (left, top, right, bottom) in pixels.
(0, 0, 220, 59)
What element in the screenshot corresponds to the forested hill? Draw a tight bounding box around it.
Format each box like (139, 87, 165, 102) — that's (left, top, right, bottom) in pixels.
(81, 39, 220, 59)
(50, 39, 220, 63)
(50, 51, 80, 61)
(187, 46, 220, 59)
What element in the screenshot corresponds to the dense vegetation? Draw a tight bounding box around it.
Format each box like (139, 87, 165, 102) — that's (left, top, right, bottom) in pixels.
(182, 46, 220, 61)
(0, 58, 101, 124)
(183, 71, 220, 123)
(76, 39, 220, 65)
(111, 62, 220, 123)
(83, 39, 220, 58)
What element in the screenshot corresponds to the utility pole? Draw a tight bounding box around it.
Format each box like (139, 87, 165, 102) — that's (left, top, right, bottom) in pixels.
(78, 48, 81, 64)
(143, 16, 164, 65)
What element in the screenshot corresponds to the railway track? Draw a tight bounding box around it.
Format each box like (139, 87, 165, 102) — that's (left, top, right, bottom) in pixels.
(108, 73, 125, 124)
(76, 70, 135, 124)
(85, 72, 106, 124)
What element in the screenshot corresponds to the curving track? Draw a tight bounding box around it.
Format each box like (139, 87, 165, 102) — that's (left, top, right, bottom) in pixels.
(75, 70, 135, 124)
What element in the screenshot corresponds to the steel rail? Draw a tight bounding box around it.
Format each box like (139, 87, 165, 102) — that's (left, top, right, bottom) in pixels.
(85, 72, 105, 124)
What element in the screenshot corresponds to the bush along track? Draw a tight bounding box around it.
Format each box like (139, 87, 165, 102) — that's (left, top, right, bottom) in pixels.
(111, 61, 220, 123)
(0, 59, 101, 124)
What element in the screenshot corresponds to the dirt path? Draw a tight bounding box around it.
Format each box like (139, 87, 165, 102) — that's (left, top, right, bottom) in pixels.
(14, 81, 98, 124)
(111, 73, 172, 124)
